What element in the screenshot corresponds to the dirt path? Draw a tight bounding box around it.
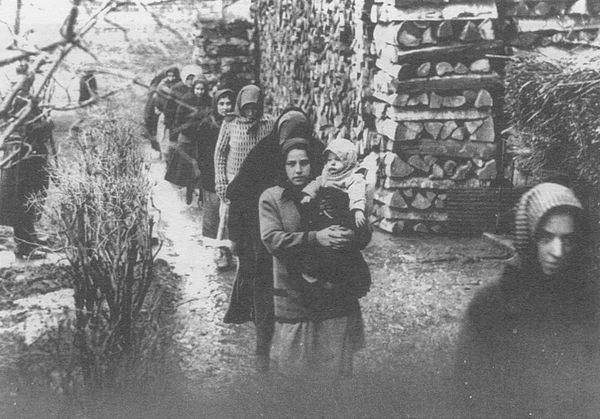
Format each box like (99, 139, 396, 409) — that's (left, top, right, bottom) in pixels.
(148, 154, 257, 389)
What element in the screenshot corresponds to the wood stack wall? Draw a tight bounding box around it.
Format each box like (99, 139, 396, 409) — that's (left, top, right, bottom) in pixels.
(505, 0, 600, 49)
(362, 0, 505, 234)
(256, 0, 370, 143)
(255, 0, 600, 236)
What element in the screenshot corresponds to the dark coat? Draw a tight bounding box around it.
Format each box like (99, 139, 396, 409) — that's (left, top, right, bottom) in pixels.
(164, 82, 191, 141)
(0, 115, 51, 226)
(455, 261, 600, 417)
(223, 108, 323, 326)
(164, 91, 211, 188)
(225, 108, 324, 243)
(259, 184, 371, 322)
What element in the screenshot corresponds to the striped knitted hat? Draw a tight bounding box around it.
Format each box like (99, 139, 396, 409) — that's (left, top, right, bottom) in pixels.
(513, 182, 583, 257)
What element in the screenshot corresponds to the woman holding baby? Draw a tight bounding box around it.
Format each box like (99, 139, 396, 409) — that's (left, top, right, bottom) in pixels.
(258, 136, 371, 381)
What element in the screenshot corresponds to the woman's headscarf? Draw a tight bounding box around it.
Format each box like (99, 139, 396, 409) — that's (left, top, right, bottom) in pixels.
(180, 64, 203, 83)
(234, 84, 264, 133)
(513, 182, 583, 261)
(323, 138, 358, 180)
(235, 84, 263, 116)
(276, 109, 313, 144)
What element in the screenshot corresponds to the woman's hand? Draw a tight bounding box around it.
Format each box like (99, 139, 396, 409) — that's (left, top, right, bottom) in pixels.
(316, 226, 355, 250)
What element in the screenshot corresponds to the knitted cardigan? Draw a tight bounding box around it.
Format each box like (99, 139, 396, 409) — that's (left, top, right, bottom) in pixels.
(214, 115, 274, 200)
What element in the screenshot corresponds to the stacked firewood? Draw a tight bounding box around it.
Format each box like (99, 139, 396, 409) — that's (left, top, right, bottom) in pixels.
(362, 1, 504, 234)
(257, 0, 370, 142)
(193, 18, 255, 87)
(504, 0, 600, 48)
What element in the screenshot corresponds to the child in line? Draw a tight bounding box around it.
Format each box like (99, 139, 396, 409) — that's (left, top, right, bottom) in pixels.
(299, 138, 371, 298)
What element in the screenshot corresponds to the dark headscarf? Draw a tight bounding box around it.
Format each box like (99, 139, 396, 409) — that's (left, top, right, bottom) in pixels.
(276, 110, 313, 144)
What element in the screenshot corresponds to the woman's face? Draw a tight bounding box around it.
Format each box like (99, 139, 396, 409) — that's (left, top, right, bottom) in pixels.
(285, 149, 311, 187)
(194, 83, 206, 97)
(216, 96, 233, 116)
(536, 212, 578, 277)
(242, 103, 258, 120)
(165, 71, 177, 83)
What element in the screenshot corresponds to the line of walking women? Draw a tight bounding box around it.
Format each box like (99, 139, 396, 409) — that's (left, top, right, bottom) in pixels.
(146, 70, 373, 380)
(146, 67, 600, 416)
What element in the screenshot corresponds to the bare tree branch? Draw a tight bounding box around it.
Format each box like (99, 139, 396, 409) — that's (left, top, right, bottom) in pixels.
(92, 66, 199, 112)
(42, 86, 131, 111)
(102, 16, 130, 42)
(0, 0, 117, 67)
(0, 53, 48, 117)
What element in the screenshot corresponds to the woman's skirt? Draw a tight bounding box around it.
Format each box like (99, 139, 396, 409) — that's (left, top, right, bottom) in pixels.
(270, 310, 365, 381)
(202, 189, 219, 240)
(164, 137, 197, 187)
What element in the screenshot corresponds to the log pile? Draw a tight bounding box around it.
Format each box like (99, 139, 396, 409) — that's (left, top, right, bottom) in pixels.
(193, 18, 255, 88)
(256, 0, 370, 142)
(361, 0, 504, 234)
(505, 0, 600, 49)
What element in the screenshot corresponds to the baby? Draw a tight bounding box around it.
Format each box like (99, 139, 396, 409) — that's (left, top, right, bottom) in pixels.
(298, 138, 371, 297)
(300, 137, 367, 228)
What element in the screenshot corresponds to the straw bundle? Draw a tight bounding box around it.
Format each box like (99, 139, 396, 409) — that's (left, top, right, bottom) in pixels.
(505, 53, 600, 187)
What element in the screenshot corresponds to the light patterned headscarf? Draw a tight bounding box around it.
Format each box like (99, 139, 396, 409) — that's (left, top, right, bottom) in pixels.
(513, 183, 583, 258)
(323, 138, 358, 181)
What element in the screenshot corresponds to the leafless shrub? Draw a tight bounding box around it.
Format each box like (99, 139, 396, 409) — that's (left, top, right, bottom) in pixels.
(33, 112, 165, 391)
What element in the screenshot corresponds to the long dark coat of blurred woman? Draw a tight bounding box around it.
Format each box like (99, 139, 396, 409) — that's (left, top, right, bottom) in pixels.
(223, 108, 324, 372)
(0, 92, 53, 259)
(144, 66, 180, 155)
(455, 182, 600, 417)
(165, 78, 212, 203)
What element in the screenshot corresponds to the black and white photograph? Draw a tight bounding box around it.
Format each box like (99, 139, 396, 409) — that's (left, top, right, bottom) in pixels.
(0, 0, 599, 417)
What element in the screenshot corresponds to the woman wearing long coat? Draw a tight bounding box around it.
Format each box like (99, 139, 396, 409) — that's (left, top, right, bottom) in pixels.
(223, 108, 323, 372)
(164, 78, 212, 202)
(259, 136, 371, 379)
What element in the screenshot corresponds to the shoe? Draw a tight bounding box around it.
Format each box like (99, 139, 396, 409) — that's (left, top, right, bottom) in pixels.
(215, 247, 233, 271)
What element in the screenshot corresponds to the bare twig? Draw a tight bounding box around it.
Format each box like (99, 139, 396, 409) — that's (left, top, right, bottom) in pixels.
(92, 66, 198, 112)
(42, 85, 131, 111)
(102, 16, 130, 41)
